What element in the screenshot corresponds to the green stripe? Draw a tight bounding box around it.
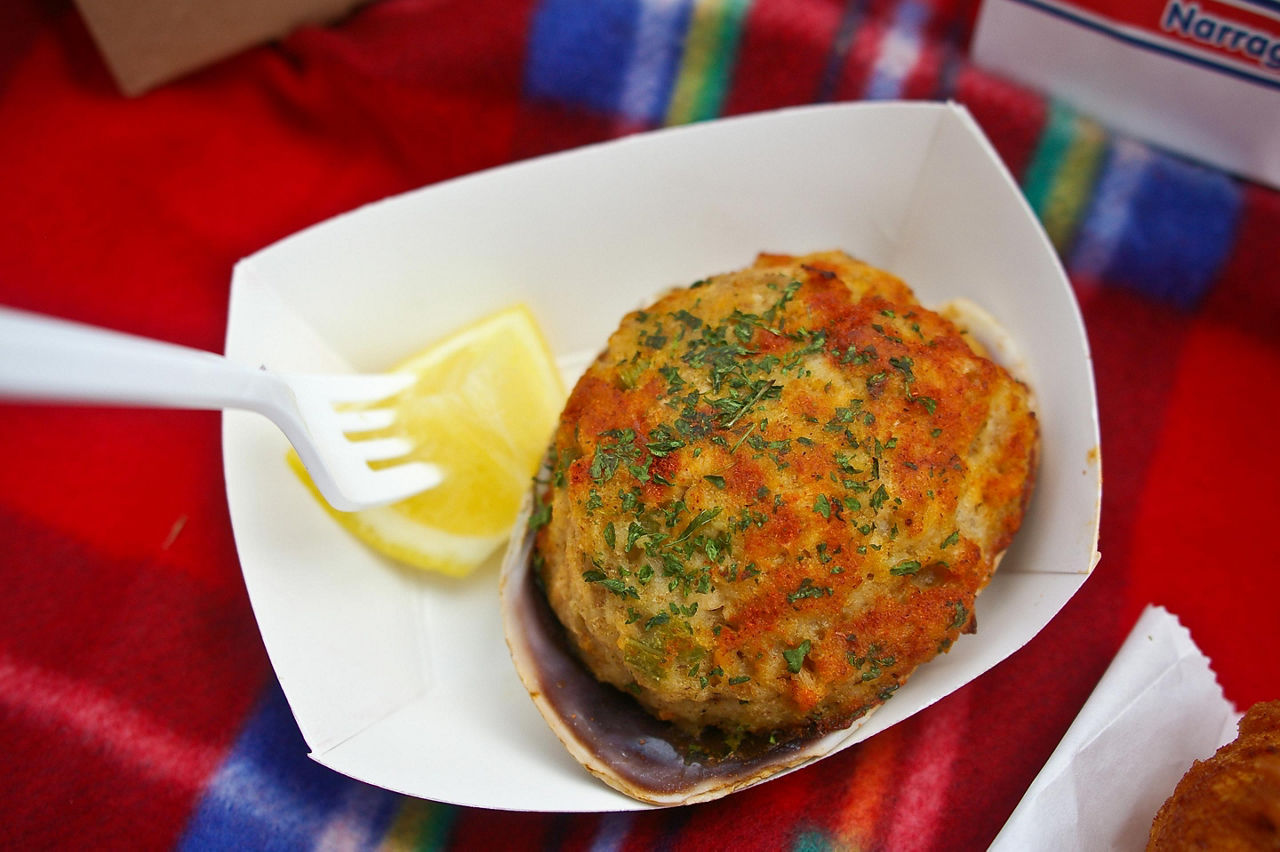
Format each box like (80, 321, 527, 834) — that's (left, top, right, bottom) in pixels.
(1042, 117, 1107, 253)
(1022, 100, 1076, 218)
(1022, 100, 1109, 253)
(379, 798, 458, 851)
(792, 828, 841, 852)
(694, 0, 750, 121)
(666, 0, 752, 125)
(415, 800, 457, 851)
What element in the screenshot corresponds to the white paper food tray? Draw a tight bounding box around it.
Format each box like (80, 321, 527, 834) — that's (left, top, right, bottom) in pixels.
(222, 101, 1102, 812)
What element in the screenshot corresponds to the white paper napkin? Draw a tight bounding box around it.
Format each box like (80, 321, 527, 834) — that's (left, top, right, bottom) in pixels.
(991, 605, 1240, 850)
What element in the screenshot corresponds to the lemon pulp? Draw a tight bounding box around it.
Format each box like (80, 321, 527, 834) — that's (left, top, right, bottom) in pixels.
(290, 304, 565, 576)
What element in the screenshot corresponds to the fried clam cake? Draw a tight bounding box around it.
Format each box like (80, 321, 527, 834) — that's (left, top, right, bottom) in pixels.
(1147, 700, 1280, 850)
(529, 250, 1038, 742)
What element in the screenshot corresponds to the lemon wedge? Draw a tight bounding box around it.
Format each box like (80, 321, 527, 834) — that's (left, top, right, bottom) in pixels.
(290, 304, 565, 576)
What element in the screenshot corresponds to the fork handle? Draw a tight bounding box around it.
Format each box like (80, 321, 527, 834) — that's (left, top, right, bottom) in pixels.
(0, 307, 289, 415)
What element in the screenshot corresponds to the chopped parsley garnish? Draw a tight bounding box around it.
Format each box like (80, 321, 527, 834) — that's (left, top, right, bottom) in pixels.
(590, 428, 642, 483)
(582, 569, 639, 599)
(527, 501, 552, 531)
(641, 331, 668, 349)
(646, 425, 685, 457)
(729, 422, 757, 454)
(714, 379, 781, 429)
(625, 521, 647, 550)
(838, 345, 872, 365)
(644, 611, 670, 630)
(787, 577, 832, 603)
(783, 640, 812, 674)
(848, 644, 896, 680)
(670, 309, 702, 329)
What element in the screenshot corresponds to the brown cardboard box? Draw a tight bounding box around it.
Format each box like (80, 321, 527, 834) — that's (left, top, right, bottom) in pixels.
(75, 0, 368, 96)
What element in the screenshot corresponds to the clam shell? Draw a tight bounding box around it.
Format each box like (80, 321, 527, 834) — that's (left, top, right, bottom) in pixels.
(499, 486, 878, 806)
(497, 296, 1036, 806)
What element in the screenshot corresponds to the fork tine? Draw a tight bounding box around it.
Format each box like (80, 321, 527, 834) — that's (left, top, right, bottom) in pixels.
(278, 371, 443, 509)
(351, 436, 416, 462)
(305, 457, 444, 511)
(312, 372, 417, 403)
(335, 408, 397, 433)
(360, 461, 445, 503)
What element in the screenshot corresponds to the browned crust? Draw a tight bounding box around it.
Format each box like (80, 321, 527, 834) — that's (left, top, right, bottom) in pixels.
(533, 251, 1039, 737)
(1147, 700, 1280, 850)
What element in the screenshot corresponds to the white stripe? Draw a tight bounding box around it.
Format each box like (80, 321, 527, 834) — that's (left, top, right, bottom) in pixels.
(198, 753, 333, 839)
(866, 1, 929, 99)
(882, 688, 973, 851)
(868, 30, 922, 98)
(0, 649, 221, 789)
(315, 784, 393, 852)
(1067, 137, 1154, 281)
(619, 0, 689, 122)
(588, 811, 636, 852)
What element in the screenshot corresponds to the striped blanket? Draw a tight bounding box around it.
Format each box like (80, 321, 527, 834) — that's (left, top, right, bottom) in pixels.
(1, 0, 1277, 848)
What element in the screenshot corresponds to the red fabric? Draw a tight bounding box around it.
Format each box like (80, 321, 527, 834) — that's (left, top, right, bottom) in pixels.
(723, 0, 845, 114)
(1, 0, 1278, 848)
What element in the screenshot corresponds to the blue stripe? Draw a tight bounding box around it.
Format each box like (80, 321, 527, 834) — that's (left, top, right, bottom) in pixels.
(816, 0, 870, 101)
(864, 0, 930, 100)
(1236, 0, 1280, 15)
(1005, 0, 1280, 91)
(1068, 138, 1153, 282)
(178, 681, 400, 851)
(1100, 153, 1243, 308)
(525, 0, 643, 113)
(588, 811, 636, 852)
(619, 0, 695, 124)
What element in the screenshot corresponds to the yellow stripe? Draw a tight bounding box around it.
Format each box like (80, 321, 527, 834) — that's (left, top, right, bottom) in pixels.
(377, 799, 428, 851)
(666, 0, 732, 125)
(378, 798, 453, 851)
(1041, 115, 1108, 253)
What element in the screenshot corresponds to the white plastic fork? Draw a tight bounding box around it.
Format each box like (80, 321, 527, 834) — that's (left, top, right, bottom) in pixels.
(0, 307, 443, 511)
